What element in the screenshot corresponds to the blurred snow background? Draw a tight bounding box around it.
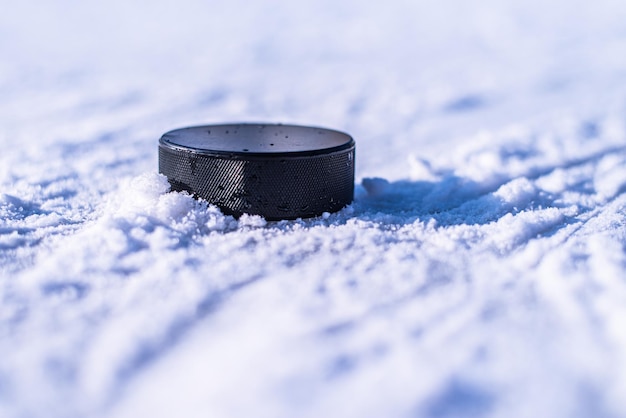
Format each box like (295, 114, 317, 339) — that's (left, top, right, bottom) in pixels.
(2, 0, 626, 417)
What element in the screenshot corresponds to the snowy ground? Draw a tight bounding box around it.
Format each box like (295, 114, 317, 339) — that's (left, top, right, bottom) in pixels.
(2, 1, 626, 417)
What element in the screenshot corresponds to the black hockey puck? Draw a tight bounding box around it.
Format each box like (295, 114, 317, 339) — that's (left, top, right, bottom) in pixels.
(158, 123, 355, 220)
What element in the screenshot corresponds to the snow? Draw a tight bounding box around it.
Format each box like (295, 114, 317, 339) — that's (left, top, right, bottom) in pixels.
(2, 0, 626, 417)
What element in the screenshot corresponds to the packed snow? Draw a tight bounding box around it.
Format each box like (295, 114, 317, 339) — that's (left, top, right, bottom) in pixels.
(2, 0, 626, 417)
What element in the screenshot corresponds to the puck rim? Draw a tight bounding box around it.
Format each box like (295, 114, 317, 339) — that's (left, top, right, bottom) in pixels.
(159, 123, 355, 158)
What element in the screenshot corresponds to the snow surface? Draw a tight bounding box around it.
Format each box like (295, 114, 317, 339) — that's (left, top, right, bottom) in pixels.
(2, 0, 626, 417)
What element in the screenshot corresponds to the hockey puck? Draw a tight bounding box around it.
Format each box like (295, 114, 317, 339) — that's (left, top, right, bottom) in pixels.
(158, 123, 355, 220)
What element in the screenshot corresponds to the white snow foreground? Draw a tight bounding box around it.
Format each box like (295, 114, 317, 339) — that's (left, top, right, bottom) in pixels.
(3, 0, 626, 417)
(3, 133, 626, 417)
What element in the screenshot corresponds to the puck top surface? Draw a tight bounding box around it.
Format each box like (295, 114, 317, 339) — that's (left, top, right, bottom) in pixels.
(160, 123, 354, 156)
